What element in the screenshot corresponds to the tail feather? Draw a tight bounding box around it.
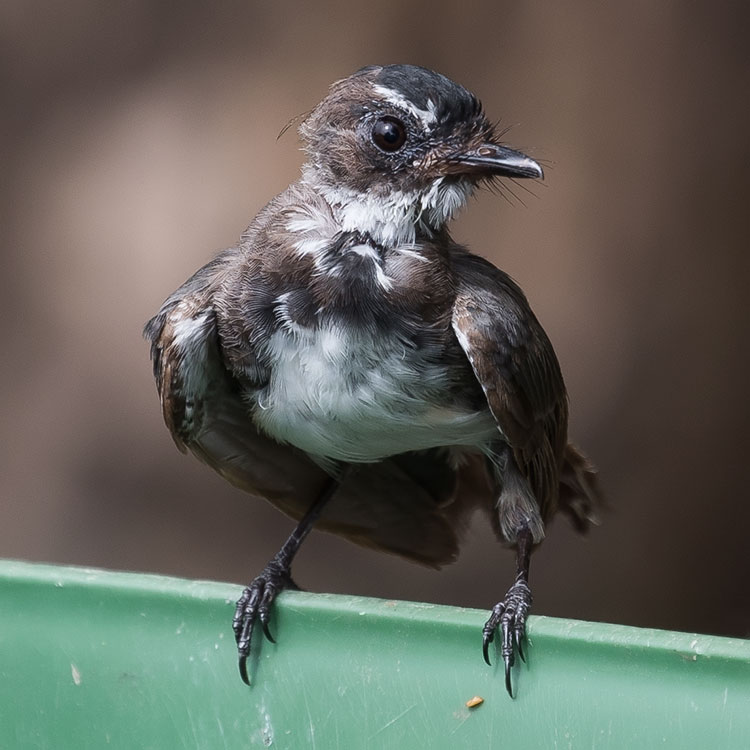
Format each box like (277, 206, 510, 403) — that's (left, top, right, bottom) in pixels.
(558, 444, 605, 533)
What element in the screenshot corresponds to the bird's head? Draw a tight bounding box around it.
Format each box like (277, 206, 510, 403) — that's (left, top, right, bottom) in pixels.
(299, 64, 543, 245)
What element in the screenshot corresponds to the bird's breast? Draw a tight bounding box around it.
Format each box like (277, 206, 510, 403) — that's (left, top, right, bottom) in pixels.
(230, 206, 498, 461)
(250, 319, 497, 463)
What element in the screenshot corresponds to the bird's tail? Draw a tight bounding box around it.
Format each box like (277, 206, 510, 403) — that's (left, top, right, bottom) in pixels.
(558, 444, 605, 533)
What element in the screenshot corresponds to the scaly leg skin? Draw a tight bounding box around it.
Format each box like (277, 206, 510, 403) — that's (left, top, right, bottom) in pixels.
(482, 526, 533, 698)
(232, 478, 338, 685)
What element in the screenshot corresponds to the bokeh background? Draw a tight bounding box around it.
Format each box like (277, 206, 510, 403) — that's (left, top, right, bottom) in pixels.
(2, 2, 748, 638)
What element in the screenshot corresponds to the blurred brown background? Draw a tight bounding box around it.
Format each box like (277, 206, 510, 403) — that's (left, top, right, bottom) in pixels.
(2, 2, 748, 638)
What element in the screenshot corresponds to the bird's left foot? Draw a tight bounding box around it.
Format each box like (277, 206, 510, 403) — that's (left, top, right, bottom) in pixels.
(232, 556, 294, 685)
(482, 578, 532, 697)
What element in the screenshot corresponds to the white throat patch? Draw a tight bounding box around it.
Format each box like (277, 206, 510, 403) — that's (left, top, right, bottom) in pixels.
(310, 174, 474, 246)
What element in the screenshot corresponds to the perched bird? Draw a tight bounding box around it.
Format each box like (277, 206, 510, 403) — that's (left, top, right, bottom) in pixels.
(145, 64, 602, 697)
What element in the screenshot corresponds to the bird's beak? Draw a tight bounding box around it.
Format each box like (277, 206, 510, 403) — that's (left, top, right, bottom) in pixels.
(445, 143, 543, 179)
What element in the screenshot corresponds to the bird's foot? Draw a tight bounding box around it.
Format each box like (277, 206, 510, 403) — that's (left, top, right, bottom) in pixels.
(482, 578, 532, 697)
(232, 556, 293, 685)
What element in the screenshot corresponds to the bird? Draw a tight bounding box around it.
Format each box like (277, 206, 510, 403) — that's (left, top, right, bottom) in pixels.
(145, 64, 602, 697)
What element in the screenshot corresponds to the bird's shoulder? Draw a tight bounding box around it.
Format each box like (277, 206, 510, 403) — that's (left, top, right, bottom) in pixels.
(144, 251, 240, 450)
(449, 247, 569, 503)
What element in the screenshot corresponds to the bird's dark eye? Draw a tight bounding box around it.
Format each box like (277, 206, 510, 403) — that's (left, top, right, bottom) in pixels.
(371, 117, 407, 152)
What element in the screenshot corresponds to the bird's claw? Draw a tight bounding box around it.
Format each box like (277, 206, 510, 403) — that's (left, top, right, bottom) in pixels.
(261, 618, 276, 644)
(232, 560, 291, 685)
(482, 578, 532, 698)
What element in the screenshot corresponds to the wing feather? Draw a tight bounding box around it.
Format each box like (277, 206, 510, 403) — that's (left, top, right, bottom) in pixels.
(450, 250, 568, 520)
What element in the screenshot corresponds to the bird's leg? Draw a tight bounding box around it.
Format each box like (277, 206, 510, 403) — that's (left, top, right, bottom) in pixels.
(482, 525, 533, 698)
(233, 477, 338, 685)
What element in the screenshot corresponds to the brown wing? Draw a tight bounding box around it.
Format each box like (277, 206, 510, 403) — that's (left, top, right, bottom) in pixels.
(450, 250, 569, 522)
(144, 256, 329, 504)
(145, 253, 488, 566)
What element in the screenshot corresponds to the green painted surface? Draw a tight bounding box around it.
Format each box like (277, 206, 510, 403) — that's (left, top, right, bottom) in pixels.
(0, 559, 748, 748)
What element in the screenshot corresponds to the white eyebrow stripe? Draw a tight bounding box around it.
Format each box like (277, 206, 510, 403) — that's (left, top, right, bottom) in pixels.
(372, 85, 438, 127)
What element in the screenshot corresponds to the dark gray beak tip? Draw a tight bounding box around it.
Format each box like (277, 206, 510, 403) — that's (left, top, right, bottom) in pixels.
(526, 160, 544, 180)
(510, 159, 544, 180)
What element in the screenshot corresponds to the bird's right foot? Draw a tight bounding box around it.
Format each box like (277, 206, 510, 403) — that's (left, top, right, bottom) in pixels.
(232, 556, 294, 685)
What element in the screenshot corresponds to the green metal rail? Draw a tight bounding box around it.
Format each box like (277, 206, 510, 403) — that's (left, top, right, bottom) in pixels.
(0, 560, 748, 748)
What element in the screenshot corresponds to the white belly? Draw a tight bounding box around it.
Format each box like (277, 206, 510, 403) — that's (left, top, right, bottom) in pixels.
(252, 324, 497, 462)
